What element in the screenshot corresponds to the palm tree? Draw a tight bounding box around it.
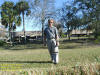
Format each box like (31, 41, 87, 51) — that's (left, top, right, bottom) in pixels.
(15, 1, 31, 43)
(1, 1, 21, 44)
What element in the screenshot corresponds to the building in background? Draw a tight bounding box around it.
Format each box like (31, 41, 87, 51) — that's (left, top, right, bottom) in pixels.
(12, 31, 42, 43)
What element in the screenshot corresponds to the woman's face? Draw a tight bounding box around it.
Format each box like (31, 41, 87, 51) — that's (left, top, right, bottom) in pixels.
(48, 20, 54, 27)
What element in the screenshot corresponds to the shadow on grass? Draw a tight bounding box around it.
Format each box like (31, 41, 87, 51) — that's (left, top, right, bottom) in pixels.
(2, 40, 47, 50)
(59, 38, 96, 49)
(62, 38, 95, 43)
(1, 38, 96, 50)
(3, 45, 47, 50)
(0, 60, 52, 63)
(59, 45, 82, 49)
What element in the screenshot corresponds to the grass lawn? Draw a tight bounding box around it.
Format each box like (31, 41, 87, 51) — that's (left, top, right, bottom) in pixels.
(0, 38, 100, 74)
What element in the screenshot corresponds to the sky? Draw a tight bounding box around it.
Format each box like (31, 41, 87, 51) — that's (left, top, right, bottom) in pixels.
(0, 0, 67, 31)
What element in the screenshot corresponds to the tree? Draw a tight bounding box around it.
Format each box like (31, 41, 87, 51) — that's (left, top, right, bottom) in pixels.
(59, 3, 81, 40)
(29, 0, 55, 43)
(1, 1, 21, 43)
(14, 1, 31, 43)
(74, 0, 100, 38)
(54, 21, 63, 37)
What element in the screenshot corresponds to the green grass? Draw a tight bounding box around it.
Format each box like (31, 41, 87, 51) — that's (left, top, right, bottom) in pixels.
(0, 46, 100, 69)
(0, 38, 100, 74)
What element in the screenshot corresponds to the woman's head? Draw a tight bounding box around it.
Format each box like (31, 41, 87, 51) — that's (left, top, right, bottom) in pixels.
(48, 19, 54, 27)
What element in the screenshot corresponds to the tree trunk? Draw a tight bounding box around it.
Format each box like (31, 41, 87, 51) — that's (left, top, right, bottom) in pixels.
(95, 21, 98, 39)
(9, 24, 12, 45)
(22, 11, 26, 44)
(12, 25, 15, 45)
(68, 32, 70, 40)
(42, 21, 44, 43)
(67, 26, 70, 40)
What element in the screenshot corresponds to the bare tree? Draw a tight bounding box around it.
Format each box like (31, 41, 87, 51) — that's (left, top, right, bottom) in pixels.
(29, 0, 56, 43)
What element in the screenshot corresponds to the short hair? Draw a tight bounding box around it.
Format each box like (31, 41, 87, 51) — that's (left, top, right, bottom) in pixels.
(48, 19, 54, 23)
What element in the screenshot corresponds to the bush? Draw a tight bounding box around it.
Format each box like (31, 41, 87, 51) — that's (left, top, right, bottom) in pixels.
(0, 40, 6, 46)
(61, 33, 66, 38)
(94, 36, 100, 44)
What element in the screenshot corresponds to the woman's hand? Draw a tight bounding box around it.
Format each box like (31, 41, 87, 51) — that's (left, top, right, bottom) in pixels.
(56, 42, 59, 46)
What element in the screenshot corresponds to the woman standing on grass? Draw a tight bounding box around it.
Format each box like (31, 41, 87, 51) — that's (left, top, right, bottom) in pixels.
(44, 19, 59, 64)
